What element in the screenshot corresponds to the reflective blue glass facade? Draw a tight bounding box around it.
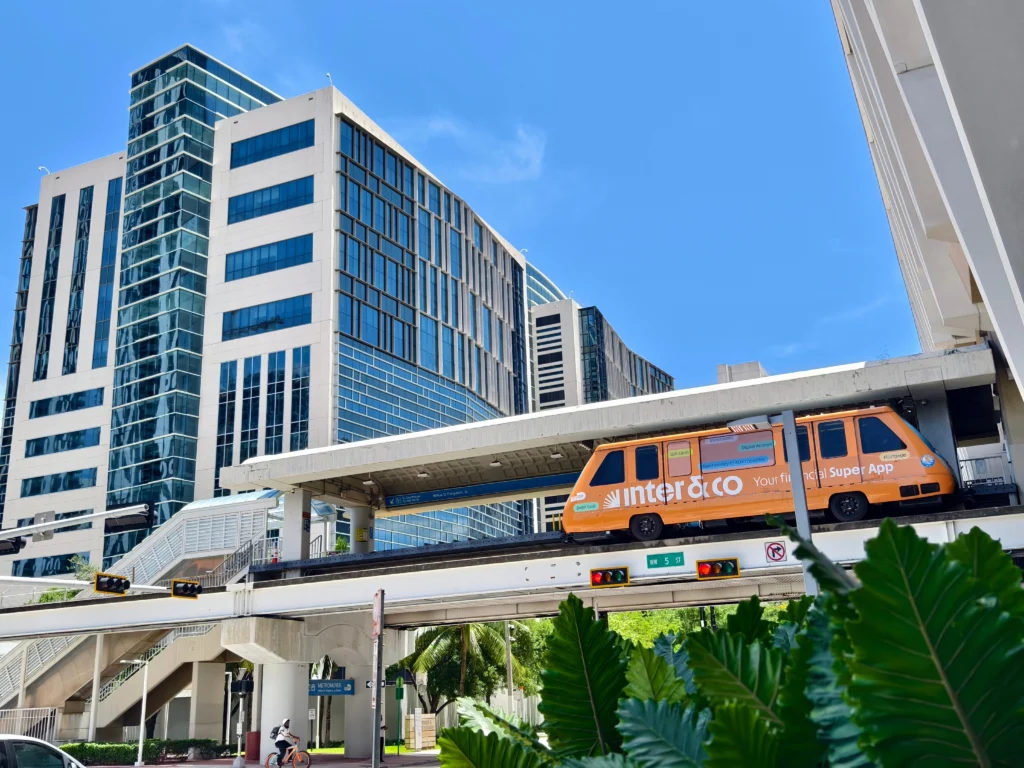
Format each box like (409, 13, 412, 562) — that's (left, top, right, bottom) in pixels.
(265, 351, 286, 455)
(222, 295, 311, 341)
(225, 234, 313, 282)
(22, 468, 97, 497)
(290, 346, 310, 451)
(214, 360, 237, 497)
(107, 46, 279, 562)
(25, 427, 102, 457)
(29, 387, 104, 419)
(227, 177, 313, 224)
(239, 356, 260, 462)
(0, 206, 38, 523)
(62, 186, 94, 375)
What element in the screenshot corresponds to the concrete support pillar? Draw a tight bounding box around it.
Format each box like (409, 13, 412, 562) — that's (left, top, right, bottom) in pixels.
(281, 490, 312, 563)
(348, 505, 374, 554)
(188, 661, 226, 740)
(259, 664, 309, 765)
(250, 664, 263, 733)
(343, 664, 373, 759)
(161, 703, 170, 740)
(912, 389, 961, 483)
(87, 634, 105, 741)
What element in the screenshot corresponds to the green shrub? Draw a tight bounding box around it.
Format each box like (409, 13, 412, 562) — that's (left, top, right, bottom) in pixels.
(438, 518, 1024, 766)
(61, 739, 232, 765)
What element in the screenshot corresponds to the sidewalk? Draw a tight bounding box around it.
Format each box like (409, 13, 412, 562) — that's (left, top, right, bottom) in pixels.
(161, 754, 440, 768)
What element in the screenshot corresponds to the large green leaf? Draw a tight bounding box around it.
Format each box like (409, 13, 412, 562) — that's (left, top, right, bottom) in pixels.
(946, 525, 1024, 620)
(847, 518, 1024, 765)
(780, 594, 814, 627)
(771, 622, 798, 654)
(560, 756, 638, 768)
(455, 697, 552, 760)
(725, 595, 774, 644)
(617, 699, 709, 768)
(703, 702, 778, 768)
(438, 728, 545, 768)
(624, 645, 688, 704)
(767, 515, 858, 594)
(802, 606, 874, 767)
(538, 593, 628, 757)
(684, 630, 783, 726)
(653, 633, 696, 695)
(776, 616, 826, 768)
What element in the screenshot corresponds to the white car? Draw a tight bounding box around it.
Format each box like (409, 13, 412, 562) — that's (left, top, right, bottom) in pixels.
(0, 736, 84, 768)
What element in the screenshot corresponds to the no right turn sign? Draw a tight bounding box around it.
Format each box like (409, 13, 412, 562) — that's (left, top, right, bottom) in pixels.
(765, 541, 787, 563)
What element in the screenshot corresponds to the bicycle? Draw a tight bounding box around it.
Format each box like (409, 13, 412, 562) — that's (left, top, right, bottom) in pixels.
(265, 743, 311, 768)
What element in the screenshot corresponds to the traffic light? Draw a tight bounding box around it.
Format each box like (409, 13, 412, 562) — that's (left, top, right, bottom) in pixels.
(0, 537, 25, 556)
(170, 579, 202, 599)
(94, 572, 131, 595)
(590, 567, 630, 588)
(695, 558, 740, 581)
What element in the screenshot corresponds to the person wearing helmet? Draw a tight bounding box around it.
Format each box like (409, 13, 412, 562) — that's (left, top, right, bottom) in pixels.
(275, 718, 298, 766)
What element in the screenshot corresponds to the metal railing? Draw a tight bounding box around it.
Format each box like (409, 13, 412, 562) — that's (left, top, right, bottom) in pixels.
(95, 625, 215, 702)
(958, 453, 1010, 487)
(0, 707, 62, 744)
(253, 537, 282, 565)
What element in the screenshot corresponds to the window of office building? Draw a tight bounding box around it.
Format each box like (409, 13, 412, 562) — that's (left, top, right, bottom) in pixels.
(230, 119, 314, 168)
(21, 468, 97, 497)
(25, 427, 101, 457)
(214, 360, 237, 497)
(225, 234, 313, 281)
(62, 186, 94, 375)
(239, 356, 261, 462)
(91, 177, 123, 369)
(265, 351, 285, 455)
(227, 176, 313, 224)
(222, 294, 311, 341)
(290, 346, 310, 451)
(12, 551, 89, 578)
(29, 388, 104, 419)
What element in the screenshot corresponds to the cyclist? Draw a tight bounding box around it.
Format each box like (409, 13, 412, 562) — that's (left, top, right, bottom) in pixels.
(274, 718, 298, 766)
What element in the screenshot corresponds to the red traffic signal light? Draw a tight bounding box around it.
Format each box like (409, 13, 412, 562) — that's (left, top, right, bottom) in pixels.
(695, 558, 740, 581)
(589, 567, 630, 589)
(94, 572, 131, 595)
(170, 579, 203, 599)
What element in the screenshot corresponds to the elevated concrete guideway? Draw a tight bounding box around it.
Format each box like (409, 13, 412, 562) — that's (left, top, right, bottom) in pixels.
(220, 345, 996, 515)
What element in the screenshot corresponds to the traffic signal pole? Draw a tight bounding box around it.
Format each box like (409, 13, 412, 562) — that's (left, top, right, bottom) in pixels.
(0, 575, 167, 592)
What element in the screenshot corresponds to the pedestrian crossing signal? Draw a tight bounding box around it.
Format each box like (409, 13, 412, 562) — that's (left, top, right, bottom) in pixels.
(94, 573, 131, 595)
(171, 579, 202, 599)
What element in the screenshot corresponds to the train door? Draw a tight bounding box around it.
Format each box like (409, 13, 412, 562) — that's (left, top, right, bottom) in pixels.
(781, 423, 822, 508)
(626, 442, 666, 513)
(661, 438, 700, 522)
(815, 417, 861, 502)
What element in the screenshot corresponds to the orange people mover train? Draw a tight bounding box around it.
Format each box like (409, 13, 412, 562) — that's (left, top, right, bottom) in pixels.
(561, 405, 957, 540)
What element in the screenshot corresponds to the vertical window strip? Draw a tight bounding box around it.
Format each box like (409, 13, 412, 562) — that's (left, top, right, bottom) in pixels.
(290, 346, 310, 451)
(33, 195, 67, 381)
(92, 177, 122, 368)
(62, 186, 95, 375)
(239, 356, 261, 462)
(214, 360, 237, 497)
(264, 351, 285, 455)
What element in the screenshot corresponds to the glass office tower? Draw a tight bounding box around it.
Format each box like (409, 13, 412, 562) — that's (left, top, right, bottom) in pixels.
(104, 47, 281, 562)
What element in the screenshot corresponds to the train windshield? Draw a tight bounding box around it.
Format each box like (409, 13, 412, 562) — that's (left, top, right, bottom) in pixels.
(898, 411, 952, 469)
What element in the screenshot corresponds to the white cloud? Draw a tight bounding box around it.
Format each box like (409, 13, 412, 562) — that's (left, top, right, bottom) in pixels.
(388, 117, 546, 184)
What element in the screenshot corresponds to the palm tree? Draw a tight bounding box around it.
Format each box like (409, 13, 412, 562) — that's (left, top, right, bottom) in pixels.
(397, 622, 528, 711)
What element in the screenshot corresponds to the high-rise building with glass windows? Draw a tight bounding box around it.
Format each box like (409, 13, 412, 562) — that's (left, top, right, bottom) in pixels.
(1, 45, 531, 577)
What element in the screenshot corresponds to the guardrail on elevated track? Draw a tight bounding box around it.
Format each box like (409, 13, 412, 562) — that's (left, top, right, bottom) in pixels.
(1, 507, 1022, 640)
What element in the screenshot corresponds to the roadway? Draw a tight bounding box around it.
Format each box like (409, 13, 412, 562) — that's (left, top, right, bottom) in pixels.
(2, 505, 1020, 640)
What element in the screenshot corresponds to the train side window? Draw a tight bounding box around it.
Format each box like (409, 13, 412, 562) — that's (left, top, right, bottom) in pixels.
(590, 450, 625, 486)
(635, 445, 660, 481)
(667, 441, 692, 477)
(818, 421, 848, 459)
(781, 425, 811, 462)
(858, 416, 906, 453)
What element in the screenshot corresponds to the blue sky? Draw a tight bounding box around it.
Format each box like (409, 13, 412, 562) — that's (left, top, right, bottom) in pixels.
(0, 0, 918, 390)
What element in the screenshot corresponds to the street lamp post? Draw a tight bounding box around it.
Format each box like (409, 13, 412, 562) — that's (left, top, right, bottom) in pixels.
(128, 658, 150, 767)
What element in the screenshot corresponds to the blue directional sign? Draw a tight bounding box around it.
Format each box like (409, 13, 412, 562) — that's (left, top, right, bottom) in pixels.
(309, 679, 355, 696)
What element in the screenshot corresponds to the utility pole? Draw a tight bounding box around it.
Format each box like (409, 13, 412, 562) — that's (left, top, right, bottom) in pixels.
(781, 409, 819, 595)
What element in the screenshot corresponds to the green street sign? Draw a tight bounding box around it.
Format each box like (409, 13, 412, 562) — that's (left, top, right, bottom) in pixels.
(647, 552, 684, 569)
(395, 687, 404, 700)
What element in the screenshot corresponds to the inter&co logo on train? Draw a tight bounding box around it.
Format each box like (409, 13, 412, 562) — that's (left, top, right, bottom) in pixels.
(598, 475, 744, 510)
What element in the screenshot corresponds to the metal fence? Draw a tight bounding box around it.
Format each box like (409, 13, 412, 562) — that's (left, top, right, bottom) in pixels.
(958, 453, 1010, 487)
(0, 707, 62, 743)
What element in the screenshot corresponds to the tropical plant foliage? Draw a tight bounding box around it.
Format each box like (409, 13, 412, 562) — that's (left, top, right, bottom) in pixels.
(438, 519, 1024, 766)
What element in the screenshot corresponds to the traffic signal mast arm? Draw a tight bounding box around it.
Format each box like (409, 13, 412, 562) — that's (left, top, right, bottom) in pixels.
(0, 504, 151, 541)
(0, 575, 168, 593)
